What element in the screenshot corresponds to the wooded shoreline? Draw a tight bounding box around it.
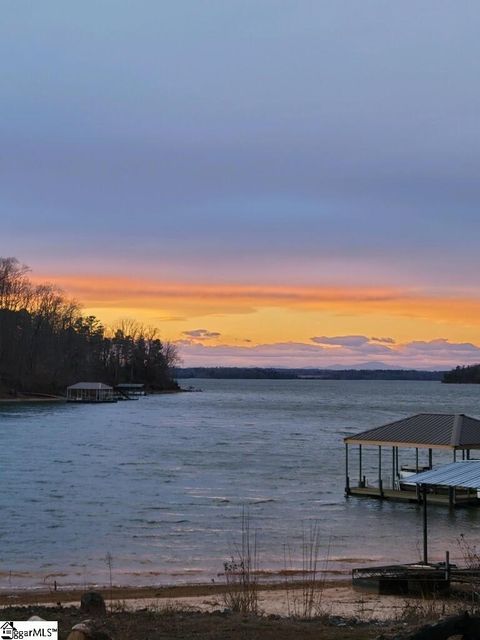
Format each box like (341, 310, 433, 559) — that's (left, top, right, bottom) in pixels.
(0, 257, 179, 396)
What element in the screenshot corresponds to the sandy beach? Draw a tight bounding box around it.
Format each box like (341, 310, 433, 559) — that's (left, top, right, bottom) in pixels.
(0, 579, 459, 622)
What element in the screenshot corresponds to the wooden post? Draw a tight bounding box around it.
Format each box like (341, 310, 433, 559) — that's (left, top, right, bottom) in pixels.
(467, 449, 471, 460)
(448, 486, 454, 508)
(359, 444, 363, 487)
(378, 445, 383, 497)
(462, 449, 465, 460)
(422, 484, 428, 565)
(454, 449, 457, 462)
(345, 443, 350, 495)
(395, 446, 399, 478)
(416, 448, 419, 472)
(392, 446, 395, 489)
(445, 550, 450, 581)
(428, 448, 433, 469)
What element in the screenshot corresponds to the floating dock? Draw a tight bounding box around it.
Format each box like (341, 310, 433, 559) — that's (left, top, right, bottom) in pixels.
(348, 485, 479, 506)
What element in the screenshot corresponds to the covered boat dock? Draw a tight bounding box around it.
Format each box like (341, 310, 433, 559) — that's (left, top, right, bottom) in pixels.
(344, 413, 480, 507)
(115, 383, 146, 399)
(66, 382, 116, 403)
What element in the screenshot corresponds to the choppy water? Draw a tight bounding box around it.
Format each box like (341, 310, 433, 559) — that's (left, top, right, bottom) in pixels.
(1, 379, 480, 590)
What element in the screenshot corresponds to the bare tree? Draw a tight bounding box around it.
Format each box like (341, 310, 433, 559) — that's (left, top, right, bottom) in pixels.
(163, 341, 181, 368)
(0, 257, 31, 311)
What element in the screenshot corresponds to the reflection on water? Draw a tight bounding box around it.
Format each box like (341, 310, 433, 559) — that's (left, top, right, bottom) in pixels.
(1, 379, 480, 589)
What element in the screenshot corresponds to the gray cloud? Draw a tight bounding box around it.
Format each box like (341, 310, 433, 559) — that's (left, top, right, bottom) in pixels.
(404, 339, 480, 354)
(182, 329, 221, 340)
(311, 335, 371, 347)
(177, 337, 480, 369)
(371, 337, 396, 344)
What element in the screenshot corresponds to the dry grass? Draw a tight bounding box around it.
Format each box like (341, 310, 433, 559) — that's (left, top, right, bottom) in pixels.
(283, 523, 332, 618)
(396, 596, 455, 624)
(455, 533, 480, 610)
(223, 508, 259, 615)
(457, 533, 480, 569)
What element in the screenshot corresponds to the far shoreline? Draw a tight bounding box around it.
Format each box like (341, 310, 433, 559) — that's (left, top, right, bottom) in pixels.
(0, 388, 183, 403)
(0, 394, 65, 403)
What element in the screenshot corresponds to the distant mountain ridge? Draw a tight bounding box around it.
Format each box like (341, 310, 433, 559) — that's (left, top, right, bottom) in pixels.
(325, 361, 402, 370)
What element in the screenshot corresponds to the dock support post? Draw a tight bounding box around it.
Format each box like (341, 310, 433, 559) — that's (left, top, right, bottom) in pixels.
(392, 447, 395, 489)
(445, 550, 450, 581)
(415, 448, 419, 472)
(378, 446, 383, 497)
(422, 484, 428, 565)
(454, 450, 457, 462)
(359, 445, 363, 487)
(345, 444, 350, 495)
(467, 449, 471, 460)
(462, 449, 465, 460)
(428, 448, 433, 469)
(448, 486, 454, 508)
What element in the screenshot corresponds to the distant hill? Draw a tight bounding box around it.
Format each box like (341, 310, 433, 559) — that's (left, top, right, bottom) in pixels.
(175, 367, 444, 381)
(442, 364, 480, 384)
(326, 361, 402, 370)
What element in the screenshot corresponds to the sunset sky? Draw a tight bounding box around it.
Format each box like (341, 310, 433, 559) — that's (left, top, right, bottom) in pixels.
(3, 2, 480, 369)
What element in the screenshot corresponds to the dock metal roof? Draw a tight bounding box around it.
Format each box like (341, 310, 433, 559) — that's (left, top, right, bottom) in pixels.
(116, 383, 145, 388)
(344, 413, 480, 450)
(67, 382, 113, 390)
(406, 460, 480, 489)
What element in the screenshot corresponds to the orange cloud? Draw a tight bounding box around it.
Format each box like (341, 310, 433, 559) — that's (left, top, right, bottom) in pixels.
(32, 273, 480, 328)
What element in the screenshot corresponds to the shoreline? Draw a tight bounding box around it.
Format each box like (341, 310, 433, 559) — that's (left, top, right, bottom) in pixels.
(0, 395, 65, 403)
(0, 579, 349, 605)
(0, 388, 182, 402)
(0, 579, 461, 623)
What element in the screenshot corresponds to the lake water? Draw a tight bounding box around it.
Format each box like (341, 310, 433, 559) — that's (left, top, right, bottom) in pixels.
(1, 379, 480, 591)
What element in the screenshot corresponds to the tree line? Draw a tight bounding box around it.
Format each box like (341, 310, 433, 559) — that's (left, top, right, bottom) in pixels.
(0, 257, 179, 396)
(175, 367, 444, 380)
(442, 364, 480, 384)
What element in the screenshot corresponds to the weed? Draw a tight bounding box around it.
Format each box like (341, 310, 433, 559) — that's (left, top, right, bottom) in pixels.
(223, 508, 259, 615)
(105, 551, 114, 613)
(456, 534, 480, 610)
(283, 524, 332, 618)
(396, 595, 454, 623)
(457, 533, 480, 569)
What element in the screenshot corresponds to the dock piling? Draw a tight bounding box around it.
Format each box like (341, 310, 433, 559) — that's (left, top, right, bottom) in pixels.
(422, 484, 428, 565)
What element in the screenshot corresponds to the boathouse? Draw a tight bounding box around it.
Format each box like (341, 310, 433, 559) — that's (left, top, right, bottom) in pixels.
(115, 383, 146, 397)
(344, 413, 480, 507)
(66, 382, 115, 403)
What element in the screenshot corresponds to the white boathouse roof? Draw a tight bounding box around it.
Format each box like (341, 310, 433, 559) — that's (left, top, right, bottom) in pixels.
(67, 382, 113, 390)
(406, 460, 480, 489)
